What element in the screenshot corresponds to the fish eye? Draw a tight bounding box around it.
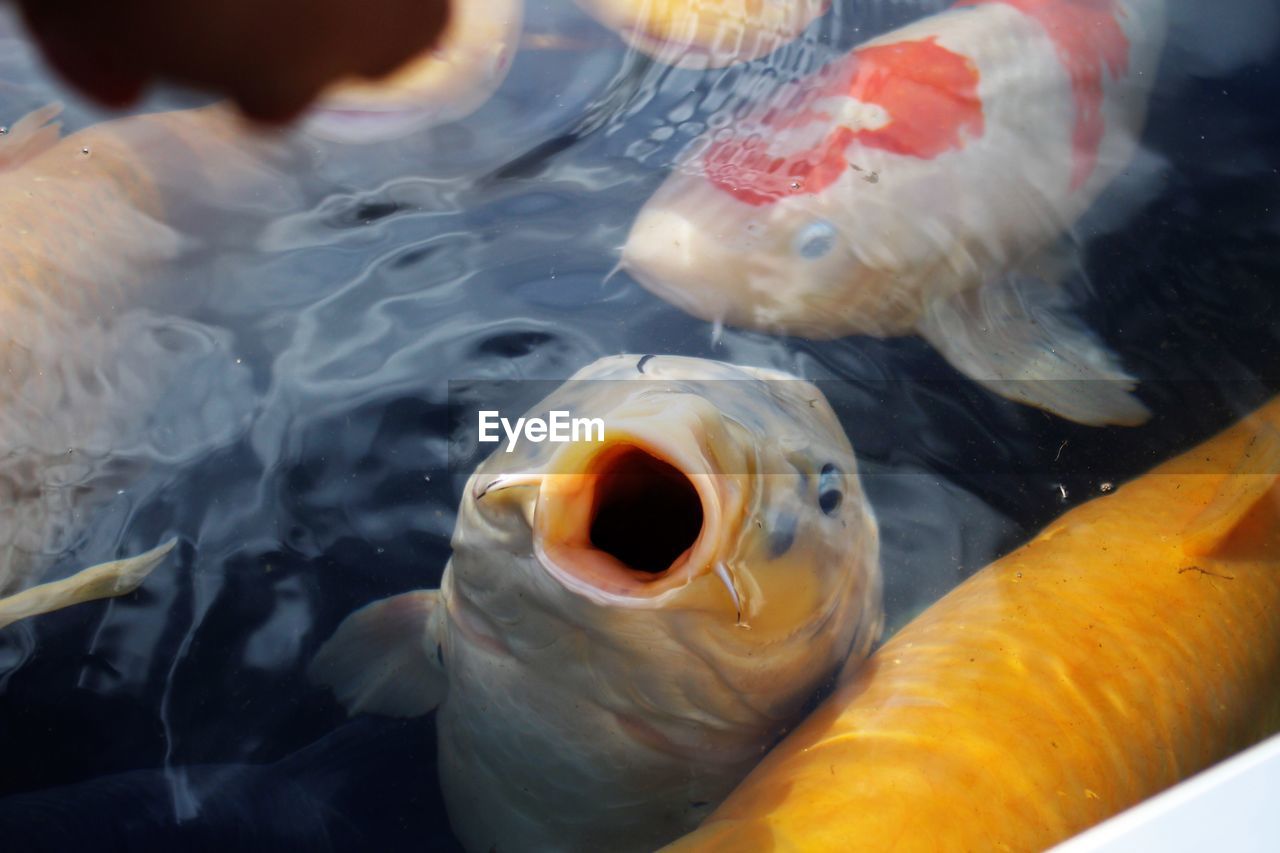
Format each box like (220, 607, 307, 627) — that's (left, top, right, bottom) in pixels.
(793, 219, 836, 260)
(818, 463, 843, 515)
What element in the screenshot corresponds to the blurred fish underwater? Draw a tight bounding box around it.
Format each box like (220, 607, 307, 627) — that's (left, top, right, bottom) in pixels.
(0, 0, 1278, 850)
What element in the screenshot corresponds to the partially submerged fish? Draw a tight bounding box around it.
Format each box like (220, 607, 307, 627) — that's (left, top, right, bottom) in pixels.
(575, 0, 829, 68)
(624, 0, 1169, 425)
(304, 0, 523, 143)
(311, 354, 882, 852)
(667, 395, 1280, 851)
(0, 102, 275, 627)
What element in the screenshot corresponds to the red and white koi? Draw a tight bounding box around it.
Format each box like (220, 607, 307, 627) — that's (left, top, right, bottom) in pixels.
(624, 0, 1169, 426)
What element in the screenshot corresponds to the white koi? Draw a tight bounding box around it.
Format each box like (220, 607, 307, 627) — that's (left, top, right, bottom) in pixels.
(311, 354, 882, 852)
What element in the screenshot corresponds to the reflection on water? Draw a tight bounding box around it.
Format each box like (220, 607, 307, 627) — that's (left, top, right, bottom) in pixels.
(0, 0, 1278, 849)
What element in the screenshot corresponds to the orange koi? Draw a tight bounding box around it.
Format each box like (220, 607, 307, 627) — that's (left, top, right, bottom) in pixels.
(668, 395, 1280, 851)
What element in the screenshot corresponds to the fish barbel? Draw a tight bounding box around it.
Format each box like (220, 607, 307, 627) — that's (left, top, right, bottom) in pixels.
(624, 0, 1169, 426)
(668, 394, 1280, 851)
(311, 354, 883, 851)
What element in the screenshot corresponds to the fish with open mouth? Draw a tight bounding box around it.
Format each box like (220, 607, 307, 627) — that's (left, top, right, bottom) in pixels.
(310, 354, 882, 852)
(623, 0, 1169, 426)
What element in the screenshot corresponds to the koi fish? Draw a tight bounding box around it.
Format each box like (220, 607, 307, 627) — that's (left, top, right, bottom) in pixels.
(575, 0, 828, 68)
(0, 102, 274, 627)
(304, 0, 523, 143)
(310, 354, 883, 852)
(667, 395, 1280, 851)
(623, 0, 1169, 426)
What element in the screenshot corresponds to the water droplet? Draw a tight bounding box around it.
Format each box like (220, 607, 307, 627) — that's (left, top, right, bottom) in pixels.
(80, 147, 90, 155)
(1100, 482, 1114, 493)
(789, 180, 803, 191)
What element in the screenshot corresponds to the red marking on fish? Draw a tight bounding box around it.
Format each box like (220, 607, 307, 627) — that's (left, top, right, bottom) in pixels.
(959, 0, 1131, 189)
(704, 38, 984, 207)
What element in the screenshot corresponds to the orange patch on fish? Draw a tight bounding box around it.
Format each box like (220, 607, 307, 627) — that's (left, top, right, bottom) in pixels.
(960, 0, 1131, 189)
(704, 37, 984, 206)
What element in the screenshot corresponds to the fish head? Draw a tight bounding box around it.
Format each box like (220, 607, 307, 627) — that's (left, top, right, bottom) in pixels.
(456, 355, 882, 706)
(623, 167, 911, 338)
(623, 35, 994, 338)
(621, 90, 928, 338)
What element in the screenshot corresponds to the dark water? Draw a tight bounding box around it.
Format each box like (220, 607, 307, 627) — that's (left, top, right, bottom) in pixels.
(1, 0, 1278, 849)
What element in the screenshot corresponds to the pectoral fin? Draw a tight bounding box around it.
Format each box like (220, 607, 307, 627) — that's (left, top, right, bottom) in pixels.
(309, 590, 447, 717)
(1183, 423, 1280, 559)
(0, 103, 62, 171)
(0, 539, 177, 631)
(918, 268, 1150, 427)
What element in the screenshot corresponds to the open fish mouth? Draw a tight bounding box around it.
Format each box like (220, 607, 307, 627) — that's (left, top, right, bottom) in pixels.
(530, 428, 738, 607)
(585, 445, 703, 574)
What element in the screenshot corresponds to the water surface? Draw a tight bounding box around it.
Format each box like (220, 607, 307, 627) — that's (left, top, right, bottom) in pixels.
(1, 1, 1278, 849)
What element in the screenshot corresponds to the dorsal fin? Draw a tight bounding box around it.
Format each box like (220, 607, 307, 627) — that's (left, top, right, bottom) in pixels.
(1182, 423, 1280, 558)
(0, 103, 63, 172)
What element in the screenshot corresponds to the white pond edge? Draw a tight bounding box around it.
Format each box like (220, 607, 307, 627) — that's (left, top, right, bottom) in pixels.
(1051, 732, 1280, 852)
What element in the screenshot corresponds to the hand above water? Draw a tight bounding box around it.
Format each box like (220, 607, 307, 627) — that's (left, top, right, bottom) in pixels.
(13, 0, 451, 121)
